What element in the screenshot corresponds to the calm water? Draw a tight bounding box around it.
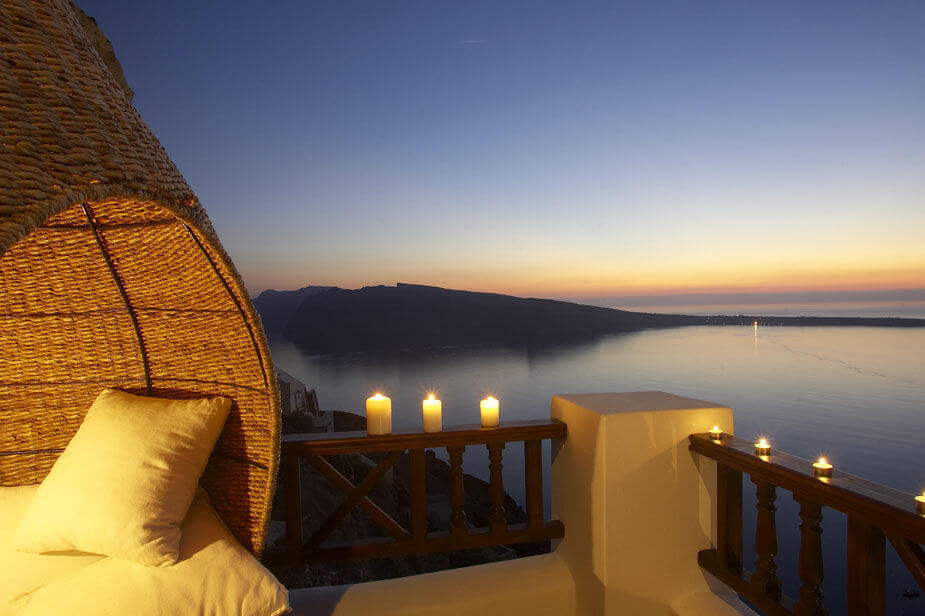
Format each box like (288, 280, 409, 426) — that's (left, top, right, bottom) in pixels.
(270, 325, 925, 613)
(623, 300, 925, 319)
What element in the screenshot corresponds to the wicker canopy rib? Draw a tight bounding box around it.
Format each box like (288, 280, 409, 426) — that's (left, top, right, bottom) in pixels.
(0, 0, 280, 557)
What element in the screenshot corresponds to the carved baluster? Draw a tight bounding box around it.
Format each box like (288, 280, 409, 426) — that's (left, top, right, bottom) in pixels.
(487, 442, 506, 532)
(750, 479, 782, 600)
(794, 496, 827, 616)
(447, 446, 468, 535)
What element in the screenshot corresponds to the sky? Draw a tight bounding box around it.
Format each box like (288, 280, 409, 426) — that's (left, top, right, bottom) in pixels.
(79, 0, 925, 305)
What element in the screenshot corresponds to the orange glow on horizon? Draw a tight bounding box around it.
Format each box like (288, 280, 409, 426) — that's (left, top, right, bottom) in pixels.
(247, 264, 925, 302)
(241, 238, 925, 300)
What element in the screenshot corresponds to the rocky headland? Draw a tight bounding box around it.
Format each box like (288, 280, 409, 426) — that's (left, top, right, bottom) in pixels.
(255, 283, 925, 355)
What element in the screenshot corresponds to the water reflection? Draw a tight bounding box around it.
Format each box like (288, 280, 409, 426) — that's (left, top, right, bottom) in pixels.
(270, 326, 925, 614)
(271, 326, 925, 490)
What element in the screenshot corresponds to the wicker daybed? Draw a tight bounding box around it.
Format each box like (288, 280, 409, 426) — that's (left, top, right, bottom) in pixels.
(0, 0, 280, 562)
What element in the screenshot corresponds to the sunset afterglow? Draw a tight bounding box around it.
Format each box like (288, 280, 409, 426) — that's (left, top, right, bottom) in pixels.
(82, 1, 925, 306)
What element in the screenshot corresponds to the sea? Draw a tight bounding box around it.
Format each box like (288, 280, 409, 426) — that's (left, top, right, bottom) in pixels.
(269, 304, 925, 614)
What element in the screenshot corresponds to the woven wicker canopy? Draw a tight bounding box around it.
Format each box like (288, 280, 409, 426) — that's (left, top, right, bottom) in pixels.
(0, 0, 280, 556)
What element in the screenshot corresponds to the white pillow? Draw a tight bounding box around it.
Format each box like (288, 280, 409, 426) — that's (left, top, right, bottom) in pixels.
(10, 490, 290, 616)
(0, 485, 103, 616)
(13, 389, 230, 566)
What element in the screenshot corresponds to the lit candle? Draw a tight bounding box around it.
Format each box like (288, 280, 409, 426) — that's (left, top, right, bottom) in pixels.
(708, 425, 724, 440)
(422, 394, 442, 433)
(812, 457, 833, 478)
(480, 396, 499, 427)
(366, 393, 391, 435)
(916, 492, 925, 514)
(754, 438, 771, 456)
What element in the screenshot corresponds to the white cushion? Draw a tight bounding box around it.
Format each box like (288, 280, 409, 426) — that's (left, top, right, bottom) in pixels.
(10, 490, 290, 616)
(13, 389, 230, 567)
(0, 485, 103, 616)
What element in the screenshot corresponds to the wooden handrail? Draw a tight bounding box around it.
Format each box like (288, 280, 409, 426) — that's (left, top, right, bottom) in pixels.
(281, 418, 567, 454)
(689, 433, 925, 616)
(266, 419, 566, 565)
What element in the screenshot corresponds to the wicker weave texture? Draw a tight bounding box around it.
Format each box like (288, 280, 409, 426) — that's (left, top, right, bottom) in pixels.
(0, 0, 280, 557)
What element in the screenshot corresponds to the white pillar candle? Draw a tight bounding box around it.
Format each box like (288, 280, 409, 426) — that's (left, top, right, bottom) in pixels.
(480, 396, 499, 427)
(366, 393, 391, 435)
(422, 394, 442, 433)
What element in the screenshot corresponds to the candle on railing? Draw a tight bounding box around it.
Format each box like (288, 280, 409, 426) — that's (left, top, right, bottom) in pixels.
(422, 394, 442, 433)
(754, 438, 771, 456)
(480, 396, 499, 427)
(708, 425, 724, 440)
(813, 457, 833, 478)
(366, 393, 392, 435)
(916, 492, 925, 514)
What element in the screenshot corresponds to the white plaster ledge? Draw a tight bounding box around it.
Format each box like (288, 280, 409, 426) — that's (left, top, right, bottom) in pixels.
(288, 552, 576, 616)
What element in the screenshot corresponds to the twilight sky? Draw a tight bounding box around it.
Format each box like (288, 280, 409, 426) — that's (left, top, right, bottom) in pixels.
(80, 0, 925, 304)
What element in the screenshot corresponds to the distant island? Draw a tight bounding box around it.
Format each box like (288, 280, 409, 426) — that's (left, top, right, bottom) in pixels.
(254, 283, 925, 355)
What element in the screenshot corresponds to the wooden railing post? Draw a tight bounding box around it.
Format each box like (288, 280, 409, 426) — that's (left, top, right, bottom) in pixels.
(717, 462, 743, 571)
(409, 448, 427, 541)
(268, 420, 566, 565)
(847, 517, 886, 616)
(524, 439, 543, 530)
(284, 450, 303, 556)
(689, 433, 925, 616)
(487, 442, 506, 532)
(751, 479, 782, 601)
(794, 496, 827, 616)
(448, 445, 468, 535)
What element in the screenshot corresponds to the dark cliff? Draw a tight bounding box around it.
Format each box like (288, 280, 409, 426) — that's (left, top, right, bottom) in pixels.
(253, 286, 331, 335)
(281, 283, 702, 353)
(258, 283, 925, 355)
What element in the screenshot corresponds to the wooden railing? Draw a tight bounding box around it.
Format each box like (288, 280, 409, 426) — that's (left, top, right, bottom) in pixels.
(690, 433, 925, 616)
(266, 419, 566, 564)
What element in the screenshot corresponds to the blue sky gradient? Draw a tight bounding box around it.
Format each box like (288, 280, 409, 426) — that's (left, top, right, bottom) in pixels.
(79, 1, 925, 301)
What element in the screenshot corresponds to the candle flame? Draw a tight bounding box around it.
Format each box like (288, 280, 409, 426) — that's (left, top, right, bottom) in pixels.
(711, 426, 721, 432)
(758, 438, 769, 447)
(370, 393, 387, 400)
(427, 393, 435, 401)
(817, 457, 827, 465)
(483, 396, 498, 403)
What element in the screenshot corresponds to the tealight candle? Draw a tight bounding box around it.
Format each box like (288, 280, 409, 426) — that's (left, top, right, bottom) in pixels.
(480, 396, 499, 428)
(813, 457, 833, 478)
(916, 492, 925, 514)
(422, 394, 442, 433)
(754, 438, 771, 456)
(366, 393, 391, 435)
(708, 426, 724, 440)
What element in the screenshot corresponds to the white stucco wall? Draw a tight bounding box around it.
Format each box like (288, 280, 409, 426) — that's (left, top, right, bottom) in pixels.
(288, 392, 756, 616)
(550, 392, 755, 616)
(289, 552, 575, 616)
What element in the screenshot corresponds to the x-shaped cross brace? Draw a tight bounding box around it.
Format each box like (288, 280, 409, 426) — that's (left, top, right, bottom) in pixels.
(303, 450, 410, 553)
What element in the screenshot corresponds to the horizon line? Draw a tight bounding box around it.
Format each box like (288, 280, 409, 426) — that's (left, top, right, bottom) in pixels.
(249, 282, 925, 306)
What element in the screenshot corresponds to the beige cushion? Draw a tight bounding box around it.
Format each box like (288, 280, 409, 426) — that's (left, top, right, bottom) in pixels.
(10, 491, 290, 616)
(13, 389, 231, 567)
(0, 485, 103, 616)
